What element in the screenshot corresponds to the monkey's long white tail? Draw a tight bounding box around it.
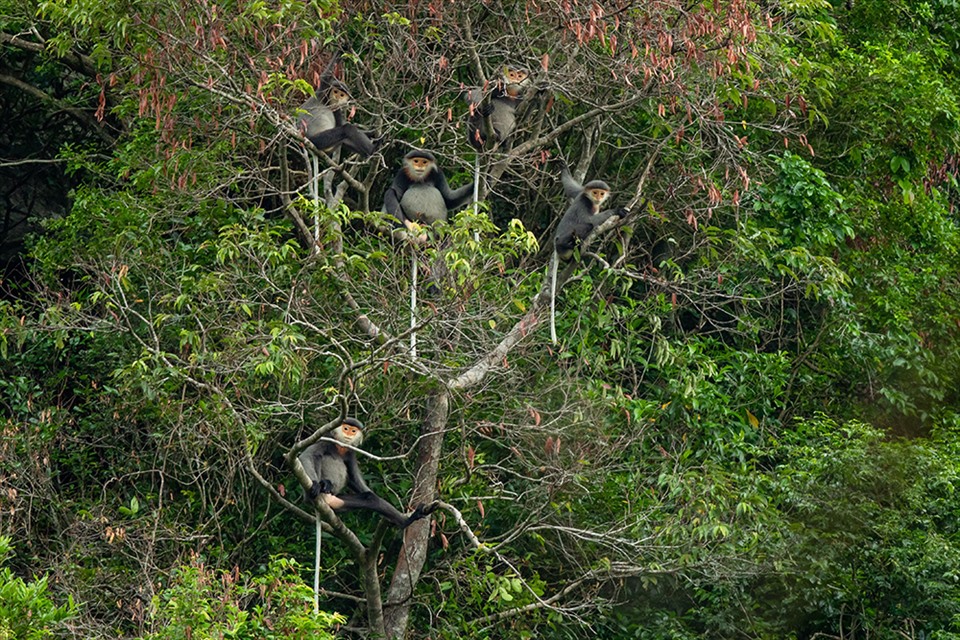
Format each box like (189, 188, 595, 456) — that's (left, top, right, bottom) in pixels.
(410, 250, 418, 360)
(550, 250, 559, 344)
(313, 514, 322, 615)
(472, 154, 481, 242)
(310, 156, 320, 253)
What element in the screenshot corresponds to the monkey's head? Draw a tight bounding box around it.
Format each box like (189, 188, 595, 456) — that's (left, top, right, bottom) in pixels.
(333, 417, 365, 448)
(503, 67, 530, 98)
(402, 150, 438, 182)
(583, 180, 611, 207)
(326, 83, 351, 107)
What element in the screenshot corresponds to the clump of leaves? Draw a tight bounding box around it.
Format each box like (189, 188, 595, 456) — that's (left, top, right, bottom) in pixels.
(0, 536, 76, 640)
(146, 555, 342, 640)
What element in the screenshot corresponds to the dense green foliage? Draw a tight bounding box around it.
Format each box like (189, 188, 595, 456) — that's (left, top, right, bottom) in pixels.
(146, 557, 342, 640)
(2, 0, 960, 638)
(0, 537, 77, 639)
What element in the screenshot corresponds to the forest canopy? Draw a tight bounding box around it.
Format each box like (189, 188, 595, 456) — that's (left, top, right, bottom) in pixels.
(2, 0, 960, 638)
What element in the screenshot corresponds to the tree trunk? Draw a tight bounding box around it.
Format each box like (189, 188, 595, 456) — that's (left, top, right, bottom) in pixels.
(382, 390, 449, 638)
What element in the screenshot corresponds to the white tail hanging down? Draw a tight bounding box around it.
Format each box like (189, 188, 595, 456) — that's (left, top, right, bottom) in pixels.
(549, 250, 559, 344)
(409, 250, 418, 360)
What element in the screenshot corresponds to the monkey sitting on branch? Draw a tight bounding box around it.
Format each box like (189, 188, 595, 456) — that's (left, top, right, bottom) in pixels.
(383, 149, 474, 231)
(295, 417, 436, 615)
(549, 167, 627, 344)
(298, 418, 435, 528)
(383, 149, 473, 358)
(297, 80, 379, 159)
(466, 66, 531, 151)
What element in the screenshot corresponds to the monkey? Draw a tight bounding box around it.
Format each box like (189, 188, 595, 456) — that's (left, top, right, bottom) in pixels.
(298, 418, 435, 528)
(383, 149, 473, 230)
(297, 418, 436, 613)
(555, 168, 625, 259)
(383, 150, 474, 358)
(297, 81, 377, 158)
(549, 167, 627, 344)
(466, 66, 531, 151)
(463, 67, 532, 241)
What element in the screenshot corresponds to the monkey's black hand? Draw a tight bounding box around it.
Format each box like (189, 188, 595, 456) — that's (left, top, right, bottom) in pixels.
(403, 501, 440, 528)
(307, 479, 334, 498)
(317, 479, 335, 494)
(614, 207, 629, 219)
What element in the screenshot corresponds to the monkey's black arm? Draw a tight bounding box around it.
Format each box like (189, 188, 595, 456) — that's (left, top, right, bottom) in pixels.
(436, 171, 474, 211)
(339, 125, 376, 157)
(382, 177, 410, 225)
(307, 126, 372, 159)
(304, 109, 376, 158)
(334, 107, 376, 157)
(297, 443, 329, 498)
(306, 126, 347, 150)
(575, 209, 623, 249)
(595, 207, 624, 226)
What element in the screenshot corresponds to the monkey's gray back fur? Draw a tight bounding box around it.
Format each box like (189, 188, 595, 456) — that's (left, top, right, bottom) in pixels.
(489, 97, 518, 140)
(298, 96, 336, 139)
(400, 183, 449, 224)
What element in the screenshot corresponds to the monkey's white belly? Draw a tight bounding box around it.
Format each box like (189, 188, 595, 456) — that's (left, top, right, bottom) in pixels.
(320, 457, 349, 493)
(401, 184, 447, 224)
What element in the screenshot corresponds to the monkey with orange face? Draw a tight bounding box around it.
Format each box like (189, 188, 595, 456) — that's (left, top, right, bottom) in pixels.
(298, 418, 434, 528)
(554, 168, 625, 261)
(549, 167, 627, 344)
(467, 66, 531, 150)
(382, 149, 474, 232)
(297, 81, 377, 158)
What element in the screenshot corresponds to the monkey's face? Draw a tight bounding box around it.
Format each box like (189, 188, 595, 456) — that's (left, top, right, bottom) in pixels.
(328, 87, 351, 107)
(587, 188, 610, 207)
(504, 68, 529, 97)
(404, 156, 436, 182)
(334, 422, 364, 447)
(505, 68, 529, 84)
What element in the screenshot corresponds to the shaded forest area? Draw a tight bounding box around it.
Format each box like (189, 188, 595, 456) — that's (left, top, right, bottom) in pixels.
(3, 0, 960, 638)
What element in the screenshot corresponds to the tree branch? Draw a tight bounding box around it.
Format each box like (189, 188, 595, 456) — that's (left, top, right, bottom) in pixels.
(0, 73, 114, 144)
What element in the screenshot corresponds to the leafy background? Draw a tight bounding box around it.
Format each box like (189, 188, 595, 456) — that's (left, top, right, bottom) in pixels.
(2, 0, 960, 638)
